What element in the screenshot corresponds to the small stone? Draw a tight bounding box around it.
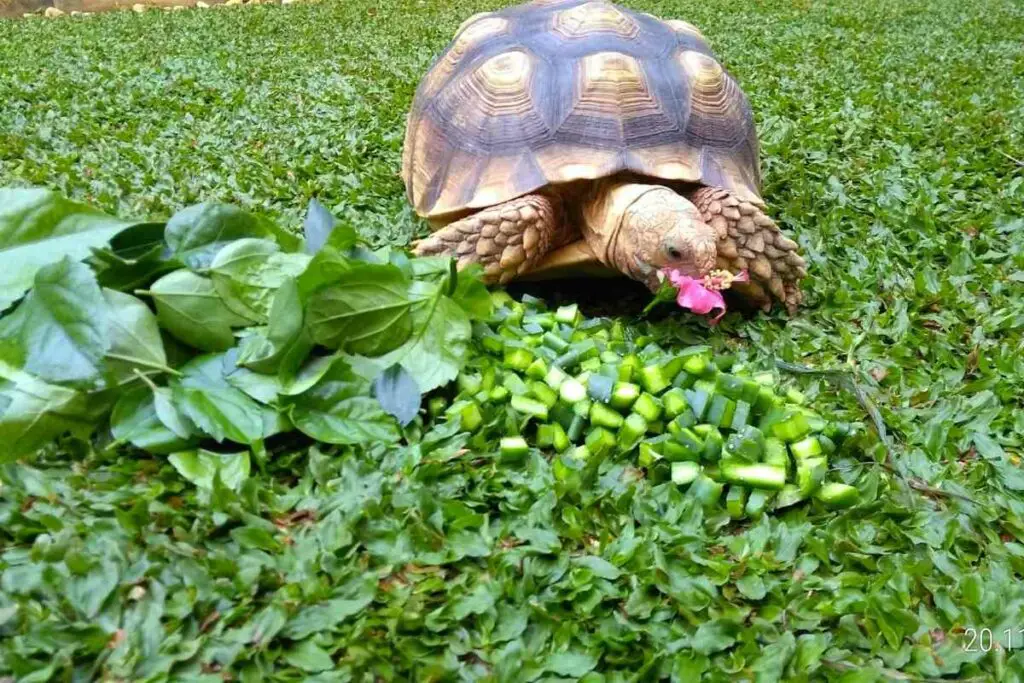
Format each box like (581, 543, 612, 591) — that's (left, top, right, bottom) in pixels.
(44, 6, 65, 16)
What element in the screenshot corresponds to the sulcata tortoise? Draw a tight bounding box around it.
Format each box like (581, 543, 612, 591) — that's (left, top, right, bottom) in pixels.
(403, 0, 806, 313)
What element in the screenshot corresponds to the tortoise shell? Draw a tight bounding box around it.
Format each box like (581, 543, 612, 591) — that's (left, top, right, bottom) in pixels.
(402, 0, 762, 222)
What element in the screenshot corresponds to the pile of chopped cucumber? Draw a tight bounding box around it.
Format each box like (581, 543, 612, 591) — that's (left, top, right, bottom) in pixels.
(434, 292, 862, 518)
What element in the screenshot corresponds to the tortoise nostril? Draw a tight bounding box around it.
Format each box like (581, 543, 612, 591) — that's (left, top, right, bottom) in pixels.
(668, 247, 682, 260)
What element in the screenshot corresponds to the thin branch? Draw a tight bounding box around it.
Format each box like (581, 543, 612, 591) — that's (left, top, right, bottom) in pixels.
(998, 150, 1024, 167)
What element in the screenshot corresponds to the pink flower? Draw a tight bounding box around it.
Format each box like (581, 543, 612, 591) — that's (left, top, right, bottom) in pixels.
(662, 268, 749, 325)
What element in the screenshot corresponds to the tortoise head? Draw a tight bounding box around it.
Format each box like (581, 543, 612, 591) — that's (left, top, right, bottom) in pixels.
(581, 181, 717, 291)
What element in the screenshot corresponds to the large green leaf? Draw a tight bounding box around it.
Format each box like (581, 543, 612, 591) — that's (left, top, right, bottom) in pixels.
(347, 280, 471, 393)
(168, 449, 251, 491)
(144, 269, 249, 352)
(172, 354, 265, 445)
(0, 188, 144, 311)
(0, 360, 108, 460)
(0, 257, 110, 386)
(235, 278, 314, 376)
(286, 358, 400, 445)
(109, 386, 194, 454)
(102, 289, 169, 385)
(304, 262, 414, 355)
(209, 238, 310, 323)
(164, 202, 272, 269)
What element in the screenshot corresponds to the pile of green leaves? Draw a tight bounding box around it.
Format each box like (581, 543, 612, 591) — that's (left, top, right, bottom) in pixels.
(0, 187, 489, 464)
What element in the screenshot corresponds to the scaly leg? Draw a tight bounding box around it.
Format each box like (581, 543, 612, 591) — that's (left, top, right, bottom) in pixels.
(412, 194, 563, 284)
(688, 187, 807, 314)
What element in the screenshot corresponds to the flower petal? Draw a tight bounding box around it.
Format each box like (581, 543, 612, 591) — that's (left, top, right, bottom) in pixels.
(676, 279, 726, 316)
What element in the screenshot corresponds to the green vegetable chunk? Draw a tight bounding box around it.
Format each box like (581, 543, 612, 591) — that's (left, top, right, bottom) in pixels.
(499, 436, 529, 461)
(719, 461, 787, 490)
(671, 461, 701, 486)
(815, 482, 860, 508)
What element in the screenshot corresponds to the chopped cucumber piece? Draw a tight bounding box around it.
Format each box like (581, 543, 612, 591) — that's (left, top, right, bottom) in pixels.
(526, 358, 548, 381)
(504, 346, 534, 372)
(732, 400, 752, 430)
(662, 388, 689, 419)
(638, 364, 670, 394)
(753, 371, 775, 387)
(755, 387, 784, 414)
(427, 396, 448, 417)
(510, 395, 548, 421)
(500, 436, 530, 461)
(448, 400, 483, 432)
(632, 393, 663, 422)
(774, 484, 806, 509)
(567, 414, 587, 443)
(481, 334, 504, 355)
(542, 331, 570, 352)
(458, 373, 483, 395)
(609, 381, 640, 410)
(790, 436, 824, 461)
(585, 426, 616, 456)
(707, 394, 737, 429)
(744, 489, 772, 518)
(618, 413, 648, 450)
(671, 461, 701, 486)
(503, 371, 529, 396)
(590, 402, 625, 429)
(619, 354, 640, 381)
(545, 366, 568, 390)
(796, 456, 827, 495)
(725, 425, 765, 462)
(701, 426, 724, 462)
(770, 410, 810, 442)
(726, 486, 748, 519)
(558, 377, 587, 405)
(684, 389, 711, 420)
(688, 475, 724, 507)
(763, 437, 790, 474)
(639, 441, 664, 467)
(572, 398, 592, 419)
(489, 386, 511, 403)
(555, 303, 581, 326)
(529, 381, 558, 408)
(785, 387, 807, 405)
(815, 482, 860, 508)
(719, 461, 786, 490)
(680, 346, 713, 376)
(586, 373, 615, 402)
(671, 426, 704, 460)
(579, 356, 602, 373)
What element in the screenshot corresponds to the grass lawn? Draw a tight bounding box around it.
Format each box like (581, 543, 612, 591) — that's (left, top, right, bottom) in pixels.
(1, 0, 1024, 680)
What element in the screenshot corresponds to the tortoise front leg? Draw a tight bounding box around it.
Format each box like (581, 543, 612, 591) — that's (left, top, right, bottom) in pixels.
(413, 194, 563, 284)
(688, 187, 807, 314)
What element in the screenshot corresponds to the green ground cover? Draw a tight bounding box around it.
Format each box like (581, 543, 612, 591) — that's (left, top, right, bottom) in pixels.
(1, 0, 1023, 680)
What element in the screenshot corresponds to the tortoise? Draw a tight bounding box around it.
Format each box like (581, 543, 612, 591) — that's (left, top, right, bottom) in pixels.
(403, 0, 806, 313)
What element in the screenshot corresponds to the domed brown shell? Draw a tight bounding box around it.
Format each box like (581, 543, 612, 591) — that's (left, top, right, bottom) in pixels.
(402, 0, 762, 221)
